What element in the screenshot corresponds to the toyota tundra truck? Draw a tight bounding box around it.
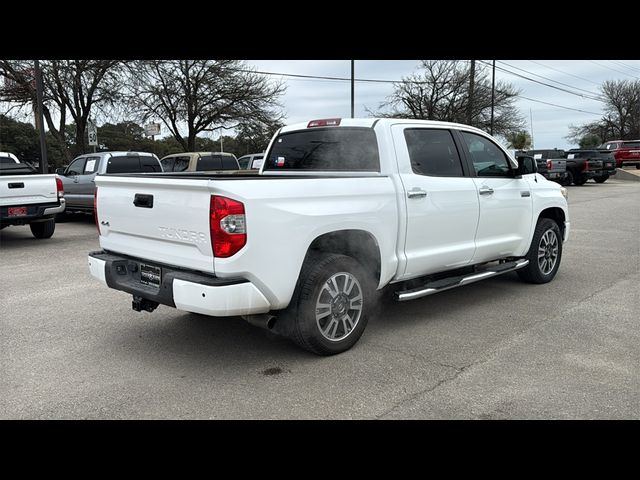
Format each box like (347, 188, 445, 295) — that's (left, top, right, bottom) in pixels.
(88, 118, 570, 355)
(1, 152, 65, 239)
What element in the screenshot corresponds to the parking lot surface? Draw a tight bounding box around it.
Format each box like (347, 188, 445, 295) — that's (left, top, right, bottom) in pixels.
(1, 179, 638, 419)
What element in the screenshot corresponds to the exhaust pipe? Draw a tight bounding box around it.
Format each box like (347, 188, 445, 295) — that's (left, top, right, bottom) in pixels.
(243, 314, 277, 330)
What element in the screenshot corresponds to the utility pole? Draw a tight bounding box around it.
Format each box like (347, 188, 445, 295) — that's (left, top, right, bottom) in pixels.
(466, 60, 476, 126)
(530, 108, 535, 149)
(490, 60, 495, 135)
(220, 133, 224, 153)
(350, 60, 355, 119)
(34, 59, 48, 174)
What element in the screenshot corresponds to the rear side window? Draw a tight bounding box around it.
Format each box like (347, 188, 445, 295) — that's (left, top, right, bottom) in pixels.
(623, 141, 640, 148)
(237, 156, 250, 169)
(161, 157, 175, 172)
(265, 127, 380, 172)
(83, 156, 100, 174)
(174, 157, 190, 172)
(0, 156, 16, 164)
(404, 129, 464, 177)
(106, 156, 162, 173)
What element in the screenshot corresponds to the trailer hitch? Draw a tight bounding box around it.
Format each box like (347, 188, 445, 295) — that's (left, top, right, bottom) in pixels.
(132, 295, 159, 313)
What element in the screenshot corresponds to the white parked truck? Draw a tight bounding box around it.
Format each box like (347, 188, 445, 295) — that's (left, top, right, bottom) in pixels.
(0, 152, 65, 239)
(88, 119, 570, 355)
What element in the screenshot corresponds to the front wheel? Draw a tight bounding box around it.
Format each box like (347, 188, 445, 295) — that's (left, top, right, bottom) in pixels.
(594, 175, 609, 184)
(286, 253, 372, 356)
(30, 219, 55, 239)
(517, 217, 562, 284)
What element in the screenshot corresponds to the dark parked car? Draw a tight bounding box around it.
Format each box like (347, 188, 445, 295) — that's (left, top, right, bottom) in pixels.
(565, 149, 616, 185)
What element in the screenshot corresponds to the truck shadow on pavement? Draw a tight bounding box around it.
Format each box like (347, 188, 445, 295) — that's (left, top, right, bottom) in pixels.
(103, 272, 523, 370)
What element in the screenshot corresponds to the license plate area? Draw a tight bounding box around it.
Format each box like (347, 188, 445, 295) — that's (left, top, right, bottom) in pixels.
(140, 263, 161, 288)
(8, 206, 28, 217)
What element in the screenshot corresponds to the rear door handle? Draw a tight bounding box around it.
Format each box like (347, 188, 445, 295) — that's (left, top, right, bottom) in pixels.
(407, 188, 427, 198)
(133, 194, 154, 208)
(479, 186, 494, 195)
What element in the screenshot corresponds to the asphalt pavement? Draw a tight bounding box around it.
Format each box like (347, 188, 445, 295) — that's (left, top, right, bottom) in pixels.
(1, 178, 638, 419)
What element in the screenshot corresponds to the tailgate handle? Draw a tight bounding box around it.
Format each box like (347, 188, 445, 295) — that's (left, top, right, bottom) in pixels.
(133, 194, 154, 208)
(8, 182, 24, 189)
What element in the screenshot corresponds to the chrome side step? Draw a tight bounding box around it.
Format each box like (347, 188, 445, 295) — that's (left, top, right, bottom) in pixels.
(395, 259, 529, 302)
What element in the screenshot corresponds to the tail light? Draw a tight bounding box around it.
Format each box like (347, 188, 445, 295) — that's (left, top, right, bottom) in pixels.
(94, 187, 101, 235)
(546, 159, 552, 170)
(55, 176, 64, 199)
(584, 160, 589, 172)
(210, 195, 246, 258)
(307, 118, 341, 128)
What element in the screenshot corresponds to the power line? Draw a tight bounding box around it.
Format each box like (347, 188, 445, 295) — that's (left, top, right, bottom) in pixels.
(233, 65, 603, 117)
(489, 61, 604, 102)
(498, 60, 604, 99)
(527, 60, 601, 86)
(587, 60, 640, 80)
(608, 60, 640, 75)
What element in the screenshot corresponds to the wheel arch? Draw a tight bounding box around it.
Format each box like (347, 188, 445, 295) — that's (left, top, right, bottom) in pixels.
(303, 229, 382, 287)
(538, 207, 566, 238)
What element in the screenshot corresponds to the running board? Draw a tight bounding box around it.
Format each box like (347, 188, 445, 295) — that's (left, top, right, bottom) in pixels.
(395, 259, 529, 302)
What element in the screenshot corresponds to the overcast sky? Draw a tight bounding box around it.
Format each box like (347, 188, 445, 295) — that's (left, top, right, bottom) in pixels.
(249, 60, 640, 149)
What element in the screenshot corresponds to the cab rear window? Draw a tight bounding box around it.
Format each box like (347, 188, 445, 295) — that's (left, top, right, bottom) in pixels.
(264, 127, 380, 172)
(106, 156, 162, 173)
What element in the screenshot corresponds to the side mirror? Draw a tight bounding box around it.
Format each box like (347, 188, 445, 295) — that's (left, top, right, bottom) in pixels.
(516, 155, 537, 175)
(55, 167, 66, 175)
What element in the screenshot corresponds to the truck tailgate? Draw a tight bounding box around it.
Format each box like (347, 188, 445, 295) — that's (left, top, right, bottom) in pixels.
(95, 175, 215, 273)
(550, 159, 566, 173)
(0, 174, 57, 207)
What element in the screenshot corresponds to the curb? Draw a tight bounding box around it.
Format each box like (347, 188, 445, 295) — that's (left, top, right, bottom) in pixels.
(615, 168, 640, 182)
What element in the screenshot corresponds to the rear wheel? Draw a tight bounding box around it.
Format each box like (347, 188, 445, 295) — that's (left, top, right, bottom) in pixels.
(30, 219, 55, 239)
(517, 217, 562, 284)
(594, 175, 609, 184)
(285, 253, 372, 356)
(573, 174, 588, 186)
(564, 170, 574, 186)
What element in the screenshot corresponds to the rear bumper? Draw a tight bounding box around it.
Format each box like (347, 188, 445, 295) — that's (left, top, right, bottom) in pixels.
(88, 250, 271, 316)
(0, 199, 65, 225)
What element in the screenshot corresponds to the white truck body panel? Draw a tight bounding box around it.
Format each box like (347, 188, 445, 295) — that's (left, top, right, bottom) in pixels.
(90, 118, 569, 318)
(0, 174, 59, 207)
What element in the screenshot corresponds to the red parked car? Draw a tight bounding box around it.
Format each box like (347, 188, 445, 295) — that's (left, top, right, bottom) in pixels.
(600, 140, 640, 169)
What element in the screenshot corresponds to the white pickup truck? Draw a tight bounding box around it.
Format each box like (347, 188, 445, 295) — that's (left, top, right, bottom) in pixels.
(1, 152, 65, 239)
(89, 118, 570, 355)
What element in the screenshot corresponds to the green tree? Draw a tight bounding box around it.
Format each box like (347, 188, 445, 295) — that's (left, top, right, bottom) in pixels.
(505, 130, 532, 150)
(0, 114, 39, 160)
(578, 133, 602, 148)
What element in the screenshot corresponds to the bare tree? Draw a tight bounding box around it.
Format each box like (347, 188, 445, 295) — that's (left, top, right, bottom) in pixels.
(567, 79, 640, 145)
(372, 60, 525, 138)
(127, 60, 285, 152)
(0, 60, 126, 159)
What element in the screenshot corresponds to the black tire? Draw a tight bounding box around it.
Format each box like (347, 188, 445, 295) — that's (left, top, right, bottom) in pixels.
(573, 174, 588, 186)
(517, 217, 562, 284)
(285, 253, 372, 356)
(594, 175, 609, 184)
(636, 164, 640, 170)
(564, 170, 574, 186)
(30, 219, 55, 239)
